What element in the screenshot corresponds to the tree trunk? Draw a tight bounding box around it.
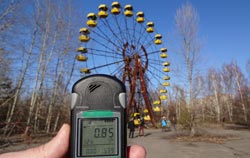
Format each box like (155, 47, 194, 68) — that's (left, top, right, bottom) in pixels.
(234, 63, 247, 122)
(26, 0, 52, 134)
(53, 112, 60, 132)
(4, 24, 38, 136)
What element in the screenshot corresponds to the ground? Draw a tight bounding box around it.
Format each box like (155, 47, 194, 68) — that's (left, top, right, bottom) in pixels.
(0, 124, 250, 158)
(128, 125, 250, 158)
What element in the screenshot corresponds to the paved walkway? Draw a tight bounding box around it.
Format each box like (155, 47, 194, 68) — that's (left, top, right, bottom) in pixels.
(128, 128, 250, 158)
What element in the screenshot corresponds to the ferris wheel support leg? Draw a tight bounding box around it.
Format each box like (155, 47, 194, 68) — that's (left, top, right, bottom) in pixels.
(135, 56, 157, 128)
(140, 81, 157, 128)
(126, 68, 138, 119)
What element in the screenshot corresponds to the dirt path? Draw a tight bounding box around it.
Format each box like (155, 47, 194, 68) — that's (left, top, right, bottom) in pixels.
(128, 127, 250, 158)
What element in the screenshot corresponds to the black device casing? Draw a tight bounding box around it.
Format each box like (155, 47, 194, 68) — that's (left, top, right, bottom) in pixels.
(70, 74, 127, 158)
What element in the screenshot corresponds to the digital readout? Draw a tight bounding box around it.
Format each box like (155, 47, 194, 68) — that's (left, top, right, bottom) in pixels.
(81, 118, 118, 156)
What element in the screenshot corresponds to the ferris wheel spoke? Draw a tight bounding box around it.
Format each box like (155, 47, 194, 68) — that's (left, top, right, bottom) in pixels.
(136, 27, 148, 49)
(113, 14, 127, 43)
(131, 16, 138, 45)
(88, 48, 122, 57)
(90, 37, 122, 55)
(88, 52, 121, 59)
(145, 78, 163, 98)
(147, 68, 164, 83)
(147, 59, 162, 66)
(100, 18, 124, 45)
(145, 76, 159, 90)
(110, 63, 125, 76)
(145, 77, 163, 98)
(89, 59, 124, 71)
(135, 25, 150, 48)
(142, 38, 156, 49)
(147, 50, 161, 55)
(124, 17, 133, 43)
(148, 63, 168, 76)
(137, 32, 152, 47)
(147, 65, 169, 85)
(90, 26, 122, 50)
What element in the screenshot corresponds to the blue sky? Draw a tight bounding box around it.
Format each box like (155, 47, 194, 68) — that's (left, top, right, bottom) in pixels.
(74, 0, 250, 76)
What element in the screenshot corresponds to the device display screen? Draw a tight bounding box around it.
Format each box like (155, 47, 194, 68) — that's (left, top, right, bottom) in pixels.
(80, 118, 118, 156)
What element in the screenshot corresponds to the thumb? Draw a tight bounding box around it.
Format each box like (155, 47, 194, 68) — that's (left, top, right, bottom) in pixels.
(0, 124, 70, 158)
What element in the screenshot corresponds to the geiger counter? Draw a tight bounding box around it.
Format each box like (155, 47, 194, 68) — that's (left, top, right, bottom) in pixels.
(70, 74, 126, 158)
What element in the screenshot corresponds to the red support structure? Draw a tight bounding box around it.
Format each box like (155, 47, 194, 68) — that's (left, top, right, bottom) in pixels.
(135, 55, 157, 127)
(122, 44, 157, 127)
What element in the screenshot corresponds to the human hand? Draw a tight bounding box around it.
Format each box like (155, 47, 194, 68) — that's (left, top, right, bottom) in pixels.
(0, 124, 146, 158)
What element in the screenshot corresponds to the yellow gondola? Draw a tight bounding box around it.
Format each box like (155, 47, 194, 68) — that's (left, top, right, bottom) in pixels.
(153, 100, 161, 105)
(162, 62, 170, 66)
(153, 106, 161, 112)
(133, 112, 140, 118)
(124, 5, 133, 17)
(146, 27, 154, 33)
(147, 22, 154, 27)
(160, 53, 167, 58)
(98, 4, 108, 11)
(160, 89, 167, 93)
(111, 2, 120, 15)
(134, 119, 140, 126)
(163, 76, 170, 80)
(143, 109, 148, 113)
(163, 82, 170, 86)
(87, 13, 97, 20)
(163, 67, 170, 72)
(98, 10, 108, 18)
(146, 22, 154, 33)
(155, 34, 162, 45)
(98, 4, 108, 18)
(79, 35, 90, 42)
(155, 34, 162, 38)
(144, 115, 150, 121)
(76, 55, 88, 61)
(87, 13, 97, 27)
(79, 28, 90, 34)
(160, 48, 167, 52)
(80, 68, 91, 74)
(87, 20, 97, 27)
(160, 95, 167, 100)
(136, 12, 144, 23)
(77, 47, 88, 53)
(155, 39, 162, 45)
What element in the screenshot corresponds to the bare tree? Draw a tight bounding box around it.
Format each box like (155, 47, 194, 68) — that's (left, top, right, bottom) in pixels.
(174, 2, 202, 109)
(221, 64, 235, 122)
(0, 0, 79, 136)
(174, 2, 202, 135)
(45, 1, 75, 132)
(172, 84, 187, 120)
(0, 0, 21, 33)
(25, 0, 53, 135)
(193, 75, 206, 121)
(246, 59, 250, 79)
(3, 0, 41, 136)
(232, 62, 248, 122)
(208, 68, 222, 123)
(0, 48, 12, 119)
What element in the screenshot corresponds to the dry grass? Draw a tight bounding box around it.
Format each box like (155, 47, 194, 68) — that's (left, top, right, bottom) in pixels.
(162, 126, 240, 144)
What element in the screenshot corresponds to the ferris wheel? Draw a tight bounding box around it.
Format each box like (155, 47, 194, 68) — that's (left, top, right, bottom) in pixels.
(76, 2, 170, 126)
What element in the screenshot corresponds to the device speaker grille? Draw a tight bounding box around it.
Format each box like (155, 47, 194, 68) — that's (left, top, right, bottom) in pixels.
(88, 84, 101, 93)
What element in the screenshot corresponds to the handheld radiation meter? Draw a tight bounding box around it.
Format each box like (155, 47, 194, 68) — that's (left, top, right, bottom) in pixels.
(70, 74, 127, 158)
